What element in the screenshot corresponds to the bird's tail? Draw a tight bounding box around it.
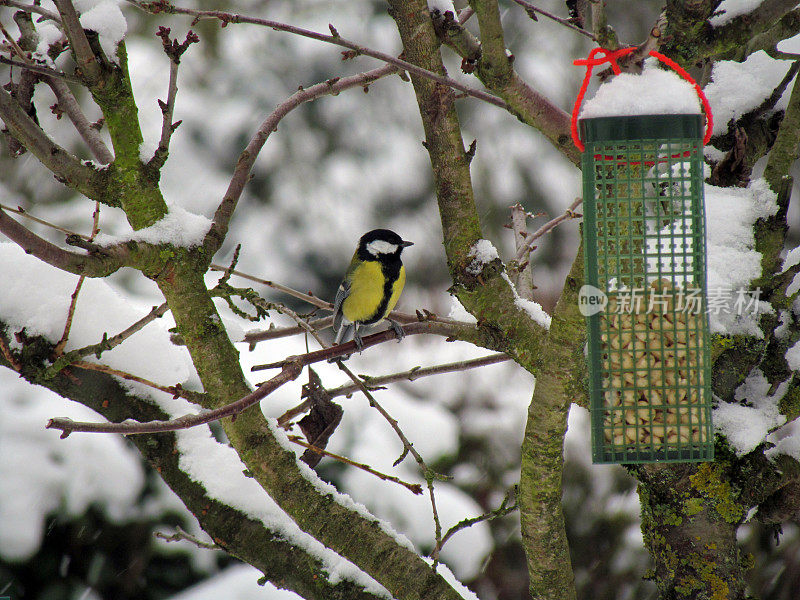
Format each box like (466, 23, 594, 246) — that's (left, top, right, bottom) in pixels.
(334, 323, 352, 346)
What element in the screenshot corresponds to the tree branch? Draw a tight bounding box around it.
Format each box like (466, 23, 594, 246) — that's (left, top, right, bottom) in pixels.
(764, 60, 800, 197)
(52, 0, 103, 85)
(46, 77, 114, 163)
(0, 208, 126, 276)
(434, 486, 518, 555)
(0, 327, 386, 600)
(251, 319, 497, 372)
(133, 2, 506, 108)
(2, 0, 63, 23)
(0, 56, 80, 82)
(325, 352, 510, 399)
(46, 360, 302, 437)
(286, 435, 423, 495)
(203, 64, 399, 254)
(0, 85, 109, 201)
(436, 2, 578, 163)
(515, 198, 582, 261)
(510, 0, 595, 40)
(518, 242, 585, 600)
(46, 303, 170, 377)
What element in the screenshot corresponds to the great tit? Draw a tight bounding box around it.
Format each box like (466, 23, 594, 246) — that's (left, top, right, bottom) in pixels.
(332, 229, 413, 351)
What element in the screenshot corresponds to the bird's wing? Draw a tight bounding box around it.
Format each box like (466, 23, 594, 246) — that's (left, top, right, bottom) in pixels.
(332, 279, 351, 335)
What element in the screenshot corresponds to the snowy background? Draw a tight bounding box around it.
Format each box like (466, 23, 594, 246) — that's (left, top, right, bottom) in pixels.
(1, 0, 800, 598)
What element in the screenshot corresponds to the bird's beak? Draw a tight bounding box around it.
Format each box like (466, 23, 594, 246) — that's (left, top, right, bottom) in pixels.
(401, 240, 414, 248)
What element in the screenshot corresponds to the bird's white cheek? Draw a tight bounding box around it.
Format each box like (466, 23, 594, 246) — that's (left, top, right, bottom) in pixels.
(366, 240, 399, 256)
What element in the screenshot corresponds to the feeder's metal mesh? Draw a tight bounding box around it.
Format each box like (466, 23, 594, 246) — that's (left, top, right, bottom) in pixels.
(581, 115, 713, 464)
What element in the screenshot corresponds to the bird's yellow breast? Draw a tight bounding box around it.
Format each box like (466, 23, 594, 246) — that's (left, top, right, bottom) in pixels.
(342, 261, 406, 324)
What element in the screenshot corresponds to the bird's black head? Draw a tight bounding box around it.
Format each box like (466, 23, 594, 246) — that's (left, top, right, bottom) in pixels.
(357, 229, 413, 260)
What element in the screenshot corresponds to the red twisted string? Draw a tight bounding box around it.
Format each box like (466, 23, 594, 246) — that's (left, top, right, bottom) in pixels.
(571, 47, 637, 152)
(570, 48, 714, 152)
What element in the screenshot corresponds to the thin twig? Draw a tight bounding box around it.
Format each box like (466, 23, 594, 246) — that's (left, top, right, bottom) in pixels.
(202, 63, 398, 255)
(0, 55, 80, 82)
(129, 1, 506, 110)
(325, 352, 510, 399)
(514, 198, 582, 261)
(250, 320, 475, 371)
(46, 360, 302, 437)
(0, 207, 125, 277)
(333, 358, 445, 565)
(0, 19, 28, 57)
(211, 265, 332, 309)
(286, 435, 423, 495)
(277, 351, 510, 428)
(252, 297, 328, 348)
(53, 202, 103, 355)
(68, 359, 201, 399)
(46, 303, 170, 378)
(432, 486, 518, 556)
(509, 203, 535, 299)
(210, 264, 462, 329)
(244, 316, 332, 346)
(154, 28, 199, 162)
(0, 203, 90, 239)
(159, 45, 181, 154)
(0, 83, 105, 201)
(590, 0, 618, 49)
(510, 0, 596, 40)
(54, 275, 85, 356)
(2, 0, 63, 23)
(155, 526, 219, 549)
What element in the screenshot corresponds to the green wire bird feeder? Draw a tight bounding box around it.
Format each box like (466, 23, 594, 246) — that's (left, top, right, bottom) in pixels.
(572, 49, 714, 464)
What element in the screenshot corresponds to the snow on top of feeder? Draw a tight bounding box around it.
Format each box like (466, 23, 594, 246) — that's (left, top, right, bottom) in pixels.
(580, 58, 702, 119)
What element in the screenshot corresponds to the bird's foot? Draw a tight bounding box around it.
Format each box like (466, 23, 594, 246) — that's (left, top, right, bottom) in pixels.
(353, 329, 364, 352)
(388, 319, 405, 342)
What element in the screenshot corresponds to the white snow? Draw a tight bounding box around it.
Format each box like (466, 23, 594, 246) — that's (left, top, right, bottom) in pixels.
(447, 296, 478, 324)
(139, 139, 160, 163)
(169, 564, 301, 600)
(580, 58, 702, 119)
(93, 204, 212, 248)
(466, 238, 500, 275)
(709, 0, 765, 26)
(0, 388, 144, 561)
(713, 369, 787, 455)
(501, 273, 552, 329)
(704, 179, 779, 335)
(171, 422, 393, 597)
(427, 0, 455, 12)
(787, 339, 800, 371)
(32, 23, 64, 68)
(704, 51, 795, 136)
(0, 243, 190, 384)
(765, 429, 800, 462)
(778, 32, 800, 54)
(78, 0, 127, 64)
(785, 246, 800, 297)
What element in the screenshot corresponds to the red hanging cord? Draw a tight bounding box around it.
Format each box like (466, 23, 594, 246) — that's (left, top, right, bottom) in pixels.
(570, 48, 714, 152)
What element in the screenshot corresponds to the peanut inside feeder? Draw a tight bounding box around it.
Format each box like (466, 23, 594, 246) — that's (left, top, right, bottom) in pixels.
(601, 279, 707, 449)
